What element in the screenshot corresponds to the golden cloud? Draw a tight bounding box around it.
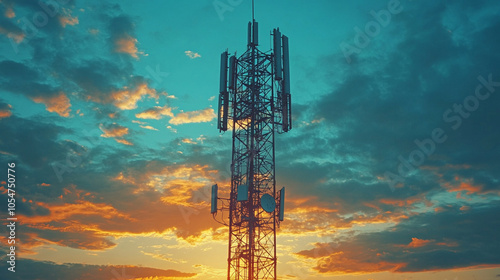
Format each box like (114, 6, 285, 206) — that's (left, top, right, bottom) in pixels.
(115, 35, 143, 58)
(169, 108, 216, 125)
(181, 138, 197, 144)
(135, 105, 174, 120)
(31, 92, 71, 117)
(99, 123, 133, 145)
(100, 123, 129, 138)
(111, 82, 157, 110)
(140, 125, 158, 131)
(59, 15, 79, 27)
(406, 237, 431, 248)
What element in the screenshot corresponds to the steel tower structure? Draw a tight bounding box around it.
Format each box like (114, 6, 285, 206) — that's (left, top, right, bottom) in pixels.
(211, 3, 292, 279)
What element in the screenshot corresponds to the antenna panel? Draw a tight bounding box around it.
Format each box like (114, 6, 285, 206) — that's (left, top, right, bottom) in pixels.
(282, 35, 290, 95)
(218, 92, 229, 131)
(273, 29, 282, 80)
(247, 21, 252, 46)
(282, 35, 291, 132)
(220, 51, 228, 94)
(253, 20, 259, 46)
(211, 184, 218, 214)
(237, 184, 248, 201)
(279, 187, 285, 221)
(228, 55, 237, 89)
(218, 51, 229, 131)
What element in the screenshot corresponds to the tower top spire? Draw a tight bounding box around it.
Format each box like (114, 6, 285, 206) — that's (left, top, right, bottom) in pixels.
(252, 0, 255, 21)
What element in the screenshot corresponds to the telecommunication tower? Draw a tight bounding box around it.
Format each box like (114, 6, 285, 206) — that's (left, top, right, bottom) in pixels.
(211, 1, 292, 279)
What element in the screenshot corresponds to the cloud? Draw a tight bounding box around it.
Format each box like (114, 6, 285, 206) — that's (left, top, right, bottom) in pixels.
(31, 92, 72, 117)
(115, 36, 140, 58)
(0, 116, 71, 168)
(139, 125, 158, 131)
(59, 15, 79, 28)
(115, 138, 133, 145)
(169, 108, 216, 125)
(135, 105, 174, 119)
(111, 81, 158, 110)
(406, 237, 432, 248)
(109, 15, 143, 58)
(3, 5, 15, 18)
(0, 18, 25, 43)
(59, 8, 79, 28)
(99, 123, 129, 138)
(185, 50, 201, 59)
(0, 102, 12, 119)
(295, 202, 500, 274)
(0, 259, 196, 280)
(182, 138, 197, 145)
(99, 123, 132, 145)
(0, 60, 73, 116)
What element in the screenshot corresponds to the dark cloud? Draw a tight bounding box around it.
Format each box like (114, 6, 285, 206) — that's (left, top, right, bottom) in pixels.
(0, 116, 71, 168)
(280, 0, 500, 204)
(277, 1, 500, 274)
(0, 259, 196, 280)
(296, 202, 500, 273)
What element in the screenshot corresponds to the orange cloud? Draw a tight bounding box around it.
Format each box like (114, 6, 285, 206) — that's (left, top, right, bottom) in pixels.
(21, 201, 132, 225)
(436, 241, 459, 247)
(0, 104, 12, 119)
(111, 82, 157, 110)
(296, 243, 406, 274)
(4, 6, 15, 18)
(460, 205, 470, 211)
(0, 26, 24, 43)
(99, 123, 132, 145)
(448, 181, 482, 195)
(379, 197, 420, 207)
(59, 15, 79, 27)
(100, 123, 129, 138)
(115, 35, 142, 58)
(406, 237, 431, 248)
(116, 138, 133, 145)
(59, 8, 79, 27)
(169, 108, 216, 125)
(135, 105, 174, 119)
(31, 92, 71, 117)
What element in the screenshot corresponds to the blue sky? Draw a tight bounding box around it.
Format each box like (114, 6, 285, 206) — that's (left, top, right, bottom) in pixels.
(1, 0, 500, 279)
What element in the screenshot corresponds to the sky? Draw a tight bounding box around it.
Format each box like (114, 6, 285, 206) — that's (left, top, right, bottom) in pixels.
(0, 0, 500, 279)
